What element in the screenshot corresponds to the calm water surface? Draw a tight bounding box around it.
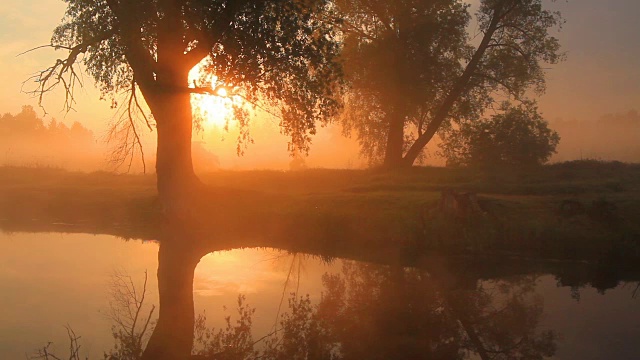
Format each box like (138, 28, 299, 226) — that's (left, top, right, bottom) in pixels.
(1, 232, 639, 359)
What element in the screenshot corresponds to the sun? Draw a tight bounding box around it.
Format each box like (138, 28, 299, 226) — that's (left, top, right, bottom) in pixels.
(193, 87, 232, 128)
(189, 62, 236, 129)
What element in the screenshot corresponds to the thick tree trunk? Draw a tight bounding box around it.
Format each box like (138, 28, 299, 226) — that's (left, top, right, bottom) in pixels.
(383, 114, 407, 169)
(383, 122, 404, 168)
(144, 13, 203, 219)
(136, 8, 207, 359)
(151, 90, 202, 218)
(142, 240, 202, 360)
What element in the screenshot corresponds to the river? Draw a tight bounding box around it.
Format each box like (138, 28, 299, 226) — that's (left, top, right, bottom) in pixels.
(1, 231, 639, 359)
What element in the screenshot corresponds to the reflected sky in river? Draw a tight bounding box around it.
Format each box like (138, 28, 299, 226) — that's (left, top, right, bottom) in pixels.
(1, 232, 639, 359)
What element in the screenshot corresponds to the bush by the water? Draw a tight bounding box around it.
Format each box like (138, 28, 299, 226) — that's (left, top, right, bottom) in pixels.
(441, 101, 560, 169)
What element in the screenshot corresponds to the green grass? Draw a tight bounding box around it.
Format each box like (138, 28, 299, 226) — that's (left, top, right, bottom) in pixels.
(1, 161, 639, 265)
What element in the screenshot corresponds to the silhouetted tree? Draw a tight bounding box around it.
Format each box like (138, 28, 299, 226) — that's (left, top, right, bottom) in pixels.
(30, 0, 343, 216)
(2, 105, 45, 134)
(336, 0, 564, 168)
(440, 101, 560, 169)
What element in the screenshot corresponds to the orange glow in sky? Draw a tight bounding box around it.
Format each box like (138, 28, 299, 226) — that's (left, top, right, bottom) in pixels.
(1, 0, 639, 170)
(189, 64, 236, 129)
(194, 93, 231, 128)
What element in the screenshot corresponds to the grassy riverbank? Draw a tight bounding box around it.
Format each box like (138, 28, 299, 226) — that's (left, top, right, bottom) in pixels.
(1, 161, 640, 265)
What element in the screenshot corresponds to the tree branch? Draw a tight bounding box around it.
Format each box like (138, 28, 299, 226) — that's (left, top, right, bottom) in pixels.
(105, 0, 157, 91)
(402, 4, 504, 164)
(21, 29, 116, 113)
(184, 38, 213, 70)
(487, 42, 532, 62)
(126, 80, 147, 172)
(106, 79, 150, 173)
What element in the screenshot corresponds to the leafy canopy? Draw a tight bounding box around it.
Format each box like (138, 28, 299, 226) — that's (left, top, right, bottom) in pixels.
(338, 0, 472, 163)
(336, 0, 564, 165)
(36, 0, 344, 153)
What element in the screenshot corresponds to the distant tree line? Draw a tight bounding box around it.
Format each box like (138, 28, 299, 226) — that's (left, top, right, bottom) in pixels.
(0, 105, 102, 170)
(0, 105, 94, 145)
(1, 105, 223, 172)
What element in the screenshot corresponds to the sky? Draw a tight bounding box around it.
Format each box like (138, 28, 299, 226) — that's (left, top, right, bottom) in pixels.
(0, 0, 638, 168)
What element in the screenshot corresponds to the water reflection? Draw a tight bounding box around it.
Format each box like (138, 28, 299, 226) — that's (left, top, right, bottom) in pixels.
(314, 264, 555, 360)
(187, 264, 557, 360)
(139, 237, 557, 360)
(1, 232, 639, 359)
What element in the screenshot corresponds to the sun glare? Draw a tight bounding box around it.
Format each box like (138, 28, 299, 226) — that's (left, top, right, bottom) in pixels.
(189, 63, 237, 129)
(217, 87, 228, 97)
(196, 94, 230, 127)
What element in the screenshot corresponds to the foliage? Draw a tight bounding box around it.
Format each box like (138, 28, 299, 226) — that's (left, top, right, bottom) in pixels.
(440, 101, 560, 169)
(336, 0, 564, 166)
(261, 294, 338, 360)
(196, 262, 557, 360)
(33, 0, 344, 159)
(338, 0, 472, 163)
(193, 295, 257, 359)
(104, 271, 156, 360)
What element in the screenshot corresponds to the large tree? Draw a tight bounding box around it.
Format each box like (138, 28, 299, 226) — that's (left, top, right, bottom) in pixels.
(337, 0, 564, 168)
(30, 0, 342, 215)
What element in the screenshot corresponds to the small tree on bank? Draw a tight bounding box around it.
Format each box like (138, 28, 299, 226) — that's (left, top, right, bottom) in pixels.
(440, 101, 560, 169)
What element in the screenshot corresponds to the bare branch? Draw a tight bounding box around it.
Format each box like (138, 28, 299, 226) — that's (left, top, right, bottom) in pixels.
(21, 30, 116, 114)
(126, 80, 147, 173)
(105, 270, 157, 359)
(16, 44, 68, 57)
(132, 85, 153, 132)
(106, 78, 152, 173)
(28, 326, 83, 360)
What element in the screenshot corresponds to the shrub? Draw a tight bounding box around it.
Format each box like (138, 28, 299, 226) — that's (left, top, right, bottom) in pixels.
(441, 101, 560, 169)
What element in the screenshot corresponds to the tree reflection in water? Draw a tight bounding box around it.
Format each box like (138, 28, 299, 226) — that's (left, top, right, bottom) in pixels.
(29, 244, 556, 360)
(190, 260, 556, 360)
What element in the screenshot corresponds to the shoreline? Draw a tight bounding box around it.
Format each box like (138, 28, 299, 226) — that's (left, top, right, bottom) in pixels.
(1, 161, 639, 267)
